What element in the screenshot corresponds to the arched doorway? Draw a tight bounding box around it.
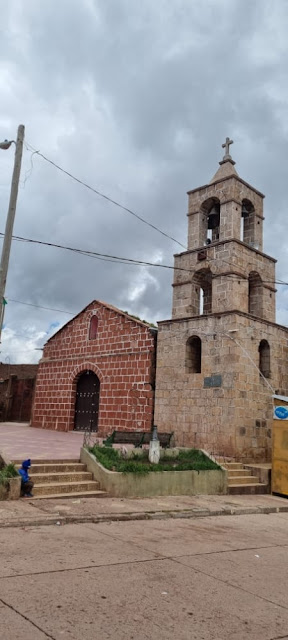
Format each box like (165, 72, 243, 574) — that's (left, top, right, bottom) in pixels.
(74, 370, 100, 431)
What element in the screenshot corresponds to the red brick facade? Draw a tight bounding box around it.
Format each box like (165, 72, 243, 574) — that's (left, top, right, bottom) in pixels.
(31, 301, 157, 434)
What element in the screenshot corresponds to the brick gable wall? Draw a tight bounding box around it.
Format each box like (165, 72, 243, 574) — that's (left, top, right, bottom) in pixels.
(31, 302, 156, 433)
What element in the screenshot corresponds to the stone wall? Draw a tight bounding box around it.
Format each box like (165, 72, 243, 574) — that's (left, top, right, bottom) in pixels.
(154, 311, 288, 462)
(172, 240, 276, 322)
(31, 301, 157, 434)
(0, 364, 38, 380)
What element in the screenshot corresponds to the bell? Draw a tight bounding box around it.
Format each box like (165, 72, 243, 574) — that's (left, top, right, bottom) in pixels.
(242, 204, 250, 218)
(208, 214, 219, 229)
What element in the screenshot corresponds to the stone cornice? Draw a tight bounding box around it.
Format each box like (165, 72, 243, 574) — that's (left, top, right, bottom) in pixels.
(174, 238, 277, 263)
(157, 310, 287, 333)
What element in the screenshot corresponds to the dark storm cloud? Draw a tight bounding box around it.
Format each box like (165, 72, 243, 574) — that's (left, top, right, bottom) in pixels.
(0, 0, 288, 361)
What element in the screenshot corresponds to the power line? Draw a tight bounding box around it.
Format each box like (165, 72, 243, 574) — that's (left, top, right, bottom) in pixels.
(2, 231, 288, 285)
(6, 298, 75, 315)
(0, 232, 192, 273)
(25, 142, 186, 250)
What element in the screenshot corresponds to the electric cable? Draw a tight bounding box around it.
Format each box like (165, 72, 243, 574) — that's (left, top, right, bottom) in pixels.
(24, 142, 186, 249)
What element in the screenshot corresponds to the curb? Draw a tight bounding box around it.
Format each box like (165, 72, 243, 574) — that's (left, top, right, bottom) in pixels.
(1, 504, 288, 529)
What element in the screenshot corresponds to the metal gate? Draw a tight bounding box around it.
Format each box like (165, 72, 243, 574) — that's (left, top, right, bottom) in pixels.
(74, 370, 100, 432)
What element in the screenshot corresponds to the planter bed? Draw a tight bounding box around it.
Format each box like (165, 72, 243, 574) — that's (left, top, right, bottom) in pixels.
(81, 446, 227, 497)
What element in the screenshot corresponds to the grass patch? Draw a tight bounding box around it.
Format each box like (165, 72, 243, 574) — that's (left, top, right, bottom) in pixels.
(0, 463, 18, 487)
(89, 446, 219, 474)
(89, 446, 149, 474)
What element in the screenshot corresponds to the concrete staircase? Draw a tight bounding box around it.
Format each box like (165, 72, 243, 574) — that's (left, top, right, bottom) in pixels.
(218, 460, 268, 494)
(15, 459, 107, 499)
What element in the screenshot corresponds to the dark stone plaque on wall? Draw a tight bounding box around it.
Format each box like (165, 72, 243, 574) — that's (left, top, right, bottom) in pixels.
(203, 374, 222, 388)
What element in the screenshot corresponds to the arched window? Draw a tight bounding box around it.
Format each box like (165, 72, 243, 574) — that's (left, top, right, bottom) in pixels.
(200, 197, 220, 245)
(248, 271, 263, 318)
(191, 268, 212, 315)
(186, 336, 202, 373)
(241, 199, 255, 245)
(89, 315, 98, 340)
(259, 340, 270, 378)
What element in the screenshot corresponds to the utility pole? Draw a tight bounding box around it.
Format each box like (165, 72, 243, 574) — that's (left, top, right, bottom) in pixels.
(0, 124, 25, 342)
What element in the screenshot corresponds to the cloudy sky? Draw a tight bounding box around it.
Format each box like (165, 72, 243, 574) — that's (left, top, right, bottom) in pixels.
(0, 0, 288, 363)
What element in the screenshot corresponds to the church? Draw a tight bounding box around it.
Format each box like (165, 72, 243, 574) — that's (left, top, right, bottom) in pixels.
(154, 139, 288, 462)
(31, 140, 288, 463)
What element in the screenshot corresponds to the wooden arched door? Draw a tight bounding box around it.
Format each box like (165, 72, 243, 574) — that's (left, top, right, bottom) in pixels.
(74, 370, 100, 431)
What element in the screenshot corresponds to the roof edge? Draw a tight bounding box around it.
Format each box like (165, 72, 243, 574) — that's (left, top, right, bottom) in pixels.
(45, 299, 157, 345)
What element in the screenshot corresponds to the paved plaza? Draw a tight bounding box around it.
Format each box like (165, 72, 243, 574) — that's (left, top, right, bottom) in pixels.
(0, 421, 84, 461)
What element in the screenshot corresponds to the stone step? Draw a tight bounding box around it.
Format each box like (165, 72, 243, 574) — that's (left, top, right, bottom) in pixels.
(222, 462, 243, 469)
(227, 469, 252, 477)
(31, 471, 93, 484)
(14, 459, 80, 465)
(228, 475, 261, 485)
(30, 463, 87, 474)
(30, 490, 107, 500)
(228, 483, 268, 495)
(33, 480, 100, 497)
(17, 463, 86, 474)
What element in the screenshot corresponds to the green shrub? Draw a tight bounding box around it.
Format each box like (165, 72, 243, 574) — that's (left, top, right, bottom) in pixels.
(0, 463, 18, 487)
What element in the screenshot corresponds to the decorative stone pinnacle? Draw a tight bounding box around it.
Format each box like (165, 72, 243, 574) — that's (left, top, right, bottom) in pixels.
(219, 136, 235, 166)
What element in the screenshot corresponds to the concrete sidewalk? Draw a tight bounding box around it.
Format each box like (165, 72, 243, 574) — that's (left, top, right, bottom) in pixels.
(1, 492, 288, 529)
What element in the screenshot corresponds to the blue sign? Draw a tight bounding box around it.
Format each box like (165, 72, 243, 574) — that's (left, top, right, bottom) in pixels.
(274, 406, 288, 420)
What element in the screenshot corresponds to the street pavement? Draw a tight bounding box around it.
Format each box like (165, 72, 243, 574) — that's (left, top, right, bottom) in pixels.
(1, 511, 288, 639)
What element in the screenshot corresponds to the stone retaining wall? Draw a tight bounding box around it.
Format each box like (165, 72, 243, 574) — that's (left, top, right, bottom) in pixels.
(81, 447, 227, 498)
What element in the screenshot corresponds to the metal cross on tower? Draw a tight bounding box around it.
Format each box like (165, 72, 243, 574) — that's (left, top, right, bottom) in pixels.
(222, 137, 234, 158)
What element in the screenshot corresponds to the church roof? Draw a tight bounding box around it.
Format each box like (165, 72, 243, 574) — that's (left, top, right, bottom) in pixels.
(209, 159, 239, 184)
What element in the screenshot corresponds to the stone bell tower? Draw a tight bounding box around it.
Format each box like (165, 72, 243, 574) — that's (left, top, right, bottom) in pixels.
(155, 139, 288, 461)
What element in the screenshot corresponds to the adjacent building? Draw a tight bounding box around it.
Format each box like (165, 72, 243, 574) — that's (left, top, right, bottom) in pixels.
(0, 363, 38, 422)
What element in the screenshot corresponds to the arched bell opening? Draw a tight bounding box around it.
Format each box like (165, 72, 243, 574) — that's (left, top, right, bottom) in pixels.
(200, 197, 220, 245)
(191, 268, 213, 315)
(241, 199, 256, 246)
(248, 271, 263, 318)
